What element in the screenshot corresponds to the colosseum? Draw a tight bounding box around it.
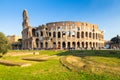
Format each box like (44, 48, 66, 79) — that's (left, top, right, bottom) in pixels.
(22, 10, 104, 50)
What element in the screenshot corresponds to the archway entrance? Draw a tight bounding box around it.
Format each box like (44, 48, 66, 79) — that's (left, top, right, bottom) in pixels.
(62, 42, 66, 49)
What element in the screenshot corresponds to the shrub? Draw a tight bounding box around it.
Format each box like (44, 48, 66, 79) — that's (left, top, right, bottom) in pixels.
(0, 32, 10, 55)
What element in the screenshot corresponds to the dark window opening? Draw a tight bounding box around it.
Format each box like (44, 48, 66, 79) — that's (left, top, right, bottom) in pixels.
(89, 32, 91, 38)
(72, 31, 75, 37)
(36, 33, 39, 37)
(62, 31, 66, 37)
(49, 32, 51, 37)
(58, 32, 61, 38)
(32, 29, 36, 37)
(53, 32, 56, 37)
(41, 31, 43, 36)
(62, 42, 66, 48)
(85, 32, 88, 37)
(81, 32, 84, 38)
(77, 32, 80, 38)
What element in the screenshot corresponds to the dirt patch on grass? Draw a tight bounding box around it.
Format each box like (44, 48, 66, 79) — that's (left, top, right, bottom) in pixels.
(5, 52, 39, 56)
(22, 55, 57, 62)
(60, 56, 86, 71)
(60, 55, 120, 75)
(0, 60, 31, 67)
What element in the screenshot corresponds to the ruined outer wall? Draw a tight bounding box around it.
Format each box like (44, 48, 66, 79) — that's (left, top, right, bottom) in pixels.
(35, 21, 104, 50)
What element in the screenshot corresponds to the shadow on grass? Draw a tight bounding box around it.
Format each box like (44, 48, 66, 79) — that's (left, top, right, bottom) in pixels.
(0, 55, 2, 58)
(57, 50, 120, 58)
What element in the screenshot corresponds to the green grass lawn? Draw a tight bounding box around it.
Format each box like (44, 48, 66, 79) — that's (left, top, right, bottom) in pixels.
(0, 50, 120, 80)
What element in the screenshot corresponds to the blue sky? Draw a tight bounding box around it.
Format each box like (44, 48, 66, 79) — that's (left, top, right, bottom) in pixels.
(0, 0, 120, 40)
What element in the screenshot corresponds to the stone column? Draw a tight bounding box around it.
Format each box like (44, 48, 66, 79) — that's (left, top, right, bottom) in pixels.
(88, 32, 89, 39)
(87, 42, 89, 49)
(65, 42, 67, 49)
(60, 41, 62, 50)
(70, 41, 72, 48)
(43, 41, 45, 49)
(84, 42, 86, 49)
(75, 42, 77, 50)
(31, 40, 33, 50)
(22, 41, 25, 49)
(79, 42, 81, 48)
(28, 41, 30, 49)
(38, 40, 40, 49)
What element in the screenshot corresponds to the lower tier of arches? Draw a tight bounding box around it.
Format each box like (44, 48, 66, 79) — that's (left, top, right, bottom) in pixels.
(22, 41, 104, 50)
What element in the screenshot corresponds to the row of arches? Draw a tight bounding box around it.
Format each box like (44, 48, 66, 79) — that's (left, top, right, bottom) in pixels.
(39, 31, 103, 39)
(37, 41, 104, 49)
(23, 39, 104, 50)
(80, 32, 97, 39)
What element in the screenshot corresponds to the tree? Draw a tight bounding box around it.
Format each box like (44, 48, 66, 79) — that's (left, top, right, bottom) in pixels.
(0, 32, 10, 55)
(111, 35, 120, 44)
(110, 35, 120, 49)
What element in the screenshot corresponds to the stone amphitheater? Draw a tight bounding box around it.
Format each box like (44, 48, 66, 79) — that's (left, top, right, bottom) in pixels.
(22, 10, 104, 50)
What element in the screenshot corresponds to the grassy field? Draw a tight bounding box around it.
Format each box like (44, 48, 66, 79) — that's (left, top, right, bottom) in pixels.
(0, 50, 120, 80)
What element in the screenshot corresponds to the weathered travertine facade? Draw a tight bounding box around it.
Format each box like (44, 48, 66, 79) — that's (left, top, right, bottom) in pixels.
(22, 10, 104, 50)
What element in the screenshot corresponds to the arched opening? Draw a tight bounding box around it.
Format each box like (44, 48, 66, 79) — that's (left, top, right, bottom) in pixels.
(58, 32, 61, 38)
(53, 42, 56, 48)
(40, 31, 43, 36)
(67, 31, 71, 37)
(72, 31, 75, 37)
(76, 27, 80, 31)
(45, 42, 48, 49)
(36, 33, 39, 37)
(62, 31, 66, 37)
(36, 39, 39, 48)
(82, 42, 84, 48)
(93, 33, 95, 39)
(77, 32, 80, 38)
(58, 42, 61, 49)
(96, 33, 97, 39)
(96, 42, 98, 48)
(40, 42, 43, 49)
(93, 42, 95, 48)
(89, 42, 92, 48)
(53, 32, 56, 37)
(89, 32, 91, 38)
(57, 27, 61, 31)
(77, 42, 80, 48)
(32, 29, 36, 37)
(81, 31, 84, 38)
(68, 42, 70, 49)
(85, 32, 88, 37)
(86, 42, 88, 49)
(72, 42, 75, 49)
(62, 42, 66, 49)
(49, 32, 51, 37)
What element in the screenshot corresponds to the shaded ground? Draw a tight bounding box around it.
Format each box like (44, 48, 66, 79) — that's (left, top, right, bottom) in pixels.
(57, 50, 120, 58)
